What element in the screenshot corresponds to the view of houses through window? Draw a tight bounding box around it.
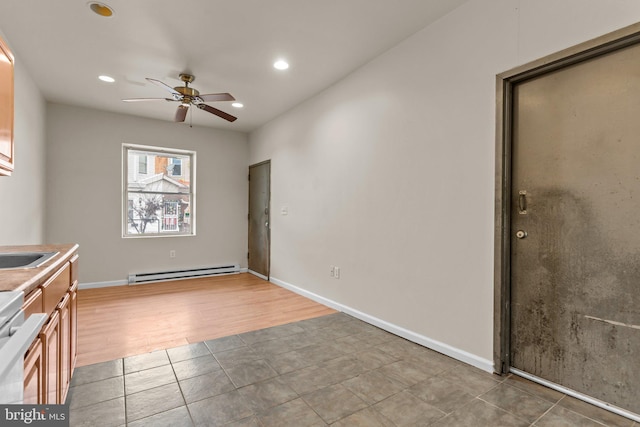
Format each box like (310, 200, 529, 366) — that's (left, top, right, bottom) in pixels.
(123, 144, 195, 237)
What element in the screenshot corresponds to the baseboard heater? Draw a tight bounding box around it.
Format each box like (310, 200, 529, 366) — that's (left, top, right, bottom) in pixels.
(128, 264, 240, 285)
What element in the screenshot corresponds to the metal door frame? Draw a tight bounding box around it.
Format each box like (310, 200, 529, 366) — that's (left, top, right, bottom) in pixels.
(494, 22, 640, 375)
(248, 160, 271, 280)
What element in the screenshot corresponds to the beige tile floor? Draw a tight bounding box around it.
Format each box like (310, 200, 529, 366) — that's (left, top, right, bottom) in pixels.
(67, 313, 638, 426)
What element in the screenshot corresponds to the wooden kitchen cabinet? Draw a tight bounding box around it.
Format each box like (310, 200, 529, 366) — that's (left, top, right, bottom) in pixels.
(70, 281, 78, 375)
(23, 289, 45, 404)
(42, 263, 70, 315)
(40, 310, 60, 404)
(57, 293, 71, 403)
(21, 249, 79, 404)
(23, 288, 43, 318)
(0, 35, 14, 176)
(69, 255, 79, 373)
(23, 338, 44, 404)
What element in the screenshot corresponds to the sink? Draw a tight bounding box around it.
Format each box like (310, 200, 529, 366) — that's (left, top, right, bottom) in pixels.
(0, 252, 59, 270)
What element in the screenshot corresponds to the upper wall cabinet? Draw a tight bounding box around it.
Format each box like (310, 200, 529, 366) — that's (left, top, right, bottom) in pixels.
(0, 36, 13, 176)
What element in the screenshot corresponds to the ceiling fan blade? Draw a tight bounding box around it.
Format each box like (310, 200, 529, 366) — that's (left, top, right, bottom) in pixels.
(122, 97, 174, 102)
(197, 104, 237, 122)
(146, 78, 182, 97)
(197, 93, 235, 102)
(175, 105, 188, 122)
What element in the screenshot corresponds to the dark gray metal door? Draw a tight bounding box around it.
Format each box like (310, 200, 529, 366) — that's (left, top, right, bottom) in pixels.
(510, 42, 640, 415)
(248, 161, 270, 278)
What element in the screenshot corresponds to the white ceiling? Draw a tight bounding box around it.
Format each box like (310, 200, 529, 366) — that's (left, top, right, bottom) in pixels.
(0, 0, 467, 132)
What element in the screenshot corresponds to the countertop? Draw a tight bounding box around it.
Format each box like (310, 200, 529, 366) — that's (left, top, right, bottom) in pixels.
(0, 243, 79, 294)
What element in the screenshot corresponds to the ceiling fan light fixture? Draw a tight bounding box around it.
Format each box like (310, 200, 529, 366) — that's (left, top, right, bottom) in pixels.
(98, 75, 115, 83)
(88, 2, 114, 17)
(232, 102, 243, 108)
(273, 60, 289, 70)
(123, 74, 237, 122)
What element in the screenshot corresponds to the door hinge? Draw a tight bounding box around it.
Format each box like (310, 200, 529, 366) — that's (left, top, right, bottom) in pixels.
(248, 213, 250, 220)
(248, 174, 251, 181)
(247, 252, 250, 259)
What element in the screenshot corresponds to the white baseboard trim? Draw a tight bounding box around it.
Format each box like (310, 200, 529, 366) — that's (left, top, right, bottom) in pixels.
(247, 270, 268, 281)
(270, 276, 495, 374)
(239, 267, 249, 273)
(79, 280, 128, 290)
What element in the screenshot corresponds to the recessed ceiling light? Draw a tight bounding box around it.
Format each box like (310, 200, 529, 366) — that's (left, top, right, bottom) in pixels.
(232, 102, 243, 108)
(98, 75, 115, 83)
(273, 60, 289, 70)
(89, 2, 114, 17)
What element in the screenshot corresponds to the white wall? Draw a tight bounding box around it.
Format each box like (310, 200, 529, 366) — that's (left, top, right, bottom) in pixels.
(248, 0, 640, 369)
(0, 30, 47, 245)
(45, 104, 249, 284)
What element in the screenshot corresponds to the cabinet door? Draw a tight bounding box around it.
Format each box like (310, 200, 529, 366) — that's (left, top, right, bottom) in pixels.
(0, 35, 13, 176)
(24, 338, 44, 404)
(57, 293, 71, 404)
(40, 310, 60, 404)
(70, 281, 78, 374)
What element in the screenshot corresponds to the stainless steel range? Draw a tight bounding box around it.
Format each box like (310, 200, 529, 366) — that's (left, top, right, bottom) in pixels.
(0, 291, 46, 404)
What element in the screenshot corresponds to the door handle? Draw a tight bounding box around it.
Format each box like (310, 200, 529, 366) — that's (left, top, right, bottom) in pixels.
(516, 230, 528, 239)
(518, 191, 527, 214)
(265, 222, 269, 228)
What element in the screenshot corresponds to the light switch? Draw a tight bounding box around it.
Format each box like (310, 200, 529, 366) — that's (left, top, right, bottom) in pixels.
(281, 206, 288, 215)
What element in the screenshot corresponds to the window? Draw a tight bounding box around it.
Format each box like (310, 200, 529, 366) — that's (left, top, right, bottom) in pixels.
(168, 158, 182, 176)
(138, 155, 148, 174)
(123, 144, 196, 237)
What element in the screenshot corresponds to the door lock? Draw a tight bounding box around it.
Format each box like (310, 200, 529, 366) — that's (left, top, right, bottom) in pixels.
(516, 230, 528, 239)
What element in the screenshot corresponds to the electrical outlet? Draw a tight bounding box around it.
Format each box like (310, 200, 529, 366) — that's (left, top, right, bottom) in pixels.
(170, 250, 176, 258)
(334, 266, 340, 279)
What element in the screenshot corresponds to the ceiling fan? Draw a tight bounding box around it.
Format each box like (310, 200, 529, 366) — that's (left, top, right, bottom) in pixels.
(122, 73, 237, 122)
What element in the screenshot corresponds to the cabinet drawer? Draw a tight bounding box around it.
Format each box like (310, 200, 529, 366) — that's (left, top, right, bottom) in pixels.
(70, 254, 79, 285)
(41, 263, 70, 316)
(23, 288, 43, 318)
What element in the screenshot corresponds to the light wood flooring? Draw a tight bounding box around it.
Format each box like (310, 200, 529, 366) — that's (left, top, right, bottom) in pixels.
(76, 273, 336, 367)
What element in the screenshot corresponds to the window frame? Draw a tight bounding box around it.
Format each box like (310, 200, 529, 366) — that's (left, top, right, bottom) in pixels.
(122, 143, 196, 238)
